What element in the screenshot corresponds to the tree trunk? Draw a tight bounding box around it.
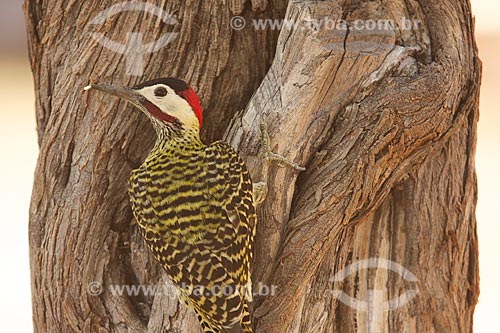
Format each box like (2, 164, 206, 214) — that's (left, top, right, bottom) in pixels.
(25, 0, 480, 332)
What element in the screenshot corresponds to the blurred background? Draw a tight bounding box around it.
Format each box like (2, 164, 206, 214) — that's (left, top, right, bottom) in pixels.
(0, 1, 497, 332)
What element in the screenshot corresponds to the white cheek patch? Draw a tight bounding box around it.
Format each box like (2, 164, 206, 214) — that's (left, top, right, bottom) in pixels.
(138, 86, 199, 129)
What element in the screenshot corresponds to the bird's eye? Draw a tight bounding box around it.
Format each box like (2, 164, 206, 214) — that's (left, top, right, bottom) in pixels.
(154, 87, 168, 97)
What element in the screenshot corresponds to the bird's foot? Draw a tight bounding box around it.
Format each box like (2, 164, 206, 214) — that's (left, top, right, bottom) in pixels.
(253, 121, 305, 204)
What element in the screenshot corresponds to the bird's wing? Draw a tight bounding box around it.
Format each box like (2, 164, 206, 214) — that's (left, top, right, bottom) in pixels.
(201, 141, 256, 287)
(192, 140, 256, 329)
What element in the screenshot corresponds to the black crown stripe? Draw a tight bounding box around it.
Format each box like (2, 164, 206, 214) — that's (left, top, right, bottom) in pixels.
(133, 78, 189, 93)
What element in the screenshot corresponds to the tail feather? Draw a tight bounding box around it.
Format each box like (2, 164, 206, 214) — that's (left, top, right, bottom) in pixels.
(239, 302, 253, 333)
(226, 324, 244, 333)
(224, 321, 252, 333)
(199, 308, 253, 333)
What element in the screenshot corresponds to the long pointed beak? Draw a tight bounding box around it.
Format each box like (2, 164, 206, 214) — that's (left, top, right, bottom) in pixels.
(84, 83, 144, 109)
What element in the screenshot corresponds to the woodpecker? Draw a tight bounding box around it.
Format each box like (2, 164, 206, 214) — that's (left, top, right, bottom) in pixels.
(85, 78, 304, 333)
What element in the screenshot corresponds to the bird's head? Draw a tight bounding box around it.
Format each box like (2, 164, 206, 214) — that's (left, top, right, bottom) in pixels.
(85, 78, 203, 134)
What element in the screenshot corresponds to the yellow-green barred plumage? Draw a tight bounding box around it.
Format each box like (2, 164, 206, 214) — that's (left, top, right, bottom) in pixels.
(129, 131, 256, 333)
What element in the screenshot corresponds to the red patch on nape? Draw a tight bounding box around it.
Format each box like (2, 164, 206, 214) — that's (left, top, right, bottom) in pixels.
(178, 87, 203, 128)
(143, 100, 176, 123)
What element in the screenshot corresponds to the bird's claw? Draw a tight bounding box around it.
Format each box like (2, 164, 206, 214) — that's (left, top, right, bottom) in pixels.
(253, 121, 305, 204)
(259, 121, 306, 171)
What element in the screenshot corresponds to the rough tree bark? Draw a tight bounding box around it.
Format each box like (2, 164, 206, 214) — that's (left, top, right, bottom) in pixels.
(25, 0, 480, 332)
